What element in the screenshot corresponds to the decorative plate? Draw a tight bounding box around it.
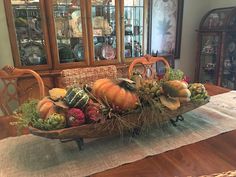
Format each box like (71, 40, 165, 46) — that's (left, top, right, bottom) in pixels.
(101, 44, 115, 60)
(55, 17, 70, 37)
(58, 43, 75, 63)
(228, 42, 236, 53)
(20, 42, 45, 65)
(73, 43, 84, 60)
(69, 10, 83, 37)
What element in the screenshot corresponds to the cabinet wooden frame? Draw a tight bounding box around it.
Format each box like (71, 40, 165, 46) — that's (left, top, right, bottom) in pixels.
(45, 0, 90, 70)
(85, 0, 121, 66)
(4, 0, 52, 71)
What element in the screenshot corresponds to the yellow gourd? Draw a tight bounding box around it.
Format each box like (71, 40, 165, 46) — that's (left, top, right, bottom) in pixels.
(37, 97, 56, 119)
(49, 88, 67, 101)
(162, 80, 191, 102)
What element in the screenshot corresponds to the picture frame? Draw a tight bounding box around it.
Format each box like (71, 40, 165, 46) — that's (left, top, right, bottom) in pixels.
(148, 0, 184, 59)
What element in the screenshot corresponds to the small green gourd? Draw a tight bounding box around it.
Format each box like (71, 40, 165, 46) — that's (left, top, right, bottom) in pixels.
(64, 87, 89, 108)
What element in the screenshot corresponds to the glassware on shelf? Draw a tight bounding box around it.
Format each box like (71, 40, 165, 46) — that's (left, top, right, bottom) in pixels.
(125, 42, 132, 57)
(203, 63, 216, 74)
(20, 41, 46, 66)
(199, 34, 220, 84)
(133, 19, 140, 35)
(221, 34, 236, 88)
(11, 0, 47, 66)
(223, 59, 232, 75)
(91, 0, 117, 61)
(124, 0, 144, 59)
(134, 40, 141, 57)
(125, 19, 133, 35)
(53, 0, 85, 63)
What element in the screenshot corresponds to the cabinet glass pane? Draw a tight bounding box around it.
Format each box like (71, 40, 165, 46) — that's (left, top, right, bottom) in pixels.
(11, 0, 47, 66)
(221, 33, 236, 89)
(202, 9, 232, 29)
(91, 0, 116, 61)
(53, 0, 85, 63)
(199, 34, 219, 84)
(124, 0, 144, 59)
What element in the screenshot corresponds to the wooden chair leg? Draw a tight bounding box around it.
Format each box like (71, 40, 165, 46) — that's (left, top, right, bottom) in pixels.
(75, 138, 84, 150)
(60, 137, 84, 150)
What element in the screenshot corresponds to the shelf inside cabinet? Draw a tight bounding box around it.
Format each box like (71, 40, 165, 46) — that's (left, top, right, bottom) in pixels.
(200, 53, 217, 56)
(91, 5, 115, 7)
(124, 6, 144, 8)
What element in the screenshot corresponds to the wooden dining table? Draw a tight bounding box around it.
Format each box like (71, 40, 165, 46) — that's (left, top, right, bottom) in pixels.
(0, 84, 235, 177)
(92, 84, 236, 177)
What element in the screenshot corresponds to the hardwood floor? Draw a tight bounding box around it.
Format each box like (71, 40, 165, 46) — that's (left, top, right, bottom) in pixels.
(92, 84, 236, 177)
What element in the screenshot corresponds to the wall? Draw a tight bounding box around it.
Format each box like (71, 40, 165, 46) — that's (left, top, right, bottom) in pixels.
(0, 1, 13, 68)
(175, 0, 211, 80)
(209, 0, 236, 8)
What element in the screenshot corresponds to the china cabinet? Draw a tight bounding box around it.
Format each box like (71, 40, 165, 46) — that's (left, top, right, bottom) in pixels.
(3, 0, 149, 103)
(4, 0, 148, 70)
(195, 7, 236, 89)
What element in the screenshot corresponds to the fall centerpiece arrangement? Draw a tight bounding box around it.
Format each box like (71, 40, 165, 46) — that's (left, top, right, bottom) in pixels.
(12, 56, 209, 143)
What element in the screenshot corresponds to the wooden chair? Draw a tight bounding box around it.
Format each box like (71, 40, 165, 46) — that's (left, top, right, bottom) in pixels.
(0, 65, 44, 139)
(128, 55, 170, 79)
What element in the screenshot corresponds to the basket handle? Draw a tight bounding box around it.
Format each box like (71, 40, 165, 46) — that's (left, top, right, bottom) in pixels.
(1, 66, 45, 99)
(128, 55, 170, 80)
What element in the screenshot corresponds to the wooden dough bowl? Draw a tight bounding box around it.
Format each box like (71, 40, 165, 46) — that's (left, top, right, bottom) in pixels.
(29, 98, 209, 140)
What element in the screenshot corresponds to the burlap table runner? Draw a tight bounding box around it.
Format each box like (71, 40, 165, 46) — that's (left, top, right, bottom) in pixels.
(1, 91, 236, 177)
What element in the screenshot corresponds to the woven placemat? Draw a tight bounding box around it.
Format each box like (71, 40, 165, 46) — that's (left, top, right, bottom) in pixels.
(0, 91, 236, 177)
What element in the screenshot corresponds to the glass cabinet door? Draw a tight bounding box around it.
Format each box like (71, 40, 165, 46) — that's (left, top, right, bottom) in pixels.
(87, 0, 120, 65)
(122, 0, 145, 60)
(49, 0, 89, 68)
(221, 33, 236, 89)
(5, 0, 52, 70)
(198, 33, 221, 84)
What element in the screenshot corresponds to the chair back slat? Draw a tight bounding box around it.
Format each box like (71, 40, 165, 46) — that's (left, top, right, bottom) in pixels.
(0, 66, 45, 116)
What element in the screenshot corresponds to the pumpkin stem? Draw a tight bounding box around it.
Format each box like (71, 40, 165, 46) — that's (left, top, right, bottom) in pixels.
(116, 78, 137, 92)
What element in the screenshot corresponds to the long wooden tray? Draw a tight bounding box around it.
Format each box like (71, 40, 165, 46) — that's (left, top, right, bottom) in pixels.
(29, 98, 209, 140)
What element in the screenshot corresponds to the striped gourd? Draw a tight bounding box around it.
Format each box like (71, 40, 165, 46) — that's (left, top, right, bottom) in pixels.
(64, 87, 89, 108)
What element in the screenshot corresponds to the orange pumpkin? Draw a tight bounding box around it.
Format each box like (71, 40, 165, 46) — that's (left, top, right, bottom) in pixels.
(37, 97, 56, 119)
(92, 79, 138, 110)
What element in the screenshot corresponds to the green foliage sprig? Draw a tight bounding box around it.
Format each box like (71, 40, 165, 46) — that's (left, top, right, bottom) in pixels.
(168, 68, 184, 81)
(12, 99, 40, 133)
(33, 113, 65, 131)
